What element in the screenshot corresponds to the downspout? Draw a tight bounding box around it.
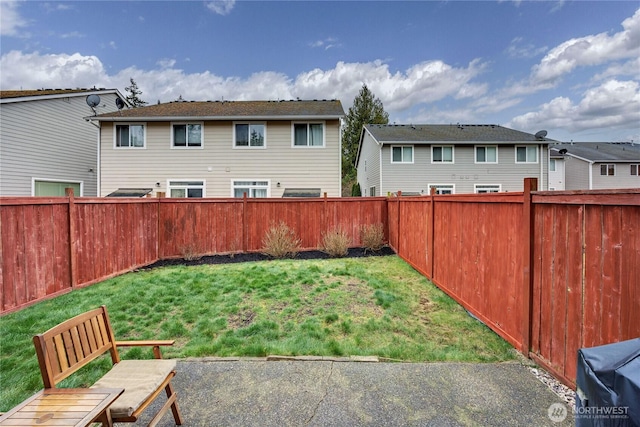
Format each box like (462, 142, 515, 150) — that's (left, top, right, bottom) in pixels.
(86, 118, 101, 196)
(379, 142, 384, 195)
(540, 144, 544, 190)
(588, 161, 593, 189)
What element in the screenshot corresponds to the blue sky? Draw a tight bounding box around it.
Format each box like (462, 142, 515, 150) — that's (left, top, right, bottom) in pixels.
(1, 1, 639, 143)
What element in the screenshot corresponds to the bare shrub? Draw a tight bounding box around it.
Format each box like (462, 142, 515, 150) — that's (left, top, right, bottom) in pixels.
(361, 223, 385, 252)
(180, 243, 203, 261)
(321, 227, 351, 257)
(262, 221, 301, 259)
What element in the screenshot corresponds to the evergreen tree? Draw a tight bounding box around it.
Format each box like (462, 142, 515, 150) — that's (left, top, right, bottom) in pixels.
(341, 84, 389, 195)
(124, 78, 147, 107)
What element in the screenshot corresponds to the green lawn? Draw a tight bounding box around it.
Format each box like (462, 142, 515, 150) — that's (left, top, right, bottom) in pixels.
(0, 255, 515, 411)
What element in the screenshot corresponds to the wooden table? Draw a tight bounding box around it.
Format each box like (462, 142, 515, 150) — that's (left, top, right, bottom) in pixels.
(0, 388, 124, 427)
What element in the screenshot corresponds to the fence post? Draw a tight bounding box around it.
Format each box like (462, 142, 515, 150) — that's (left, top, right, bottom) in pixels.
(429, 186, 436, 279)
(242, 192, 248, 252)
(396, 191, 402, 254)
(65, 188, 77, 289)
(522, 177, 538, 354)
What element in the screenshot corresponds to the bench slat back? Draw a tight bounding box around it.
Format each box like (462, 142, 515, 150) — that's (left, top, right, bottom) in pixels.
(33, 306, 120, 388)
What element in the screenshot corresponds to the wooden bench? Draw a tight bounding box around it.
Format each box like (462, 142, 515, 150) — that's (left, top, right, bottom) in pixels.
(33, 306, 183, 427)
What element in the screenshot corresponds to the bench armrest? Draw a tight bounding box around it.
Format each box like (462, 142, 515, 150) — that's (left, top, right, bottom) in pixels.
(115, 340, 175, 359)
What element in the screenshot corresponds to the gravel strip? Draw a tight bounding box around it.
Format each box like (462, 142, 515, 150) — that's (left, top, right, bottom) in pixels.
(529, 366, 576, 408)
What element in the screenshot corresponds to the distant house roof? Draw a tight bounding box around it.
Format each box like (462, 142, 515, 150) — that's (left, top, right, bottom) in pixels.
(0, 88, 123, 103)
(281, 188, 322, 198)
(364, 124, 553, 144)
(106, 188, 153, 197)
(91, 99, 345, 121)
(550, 142, 640, 163)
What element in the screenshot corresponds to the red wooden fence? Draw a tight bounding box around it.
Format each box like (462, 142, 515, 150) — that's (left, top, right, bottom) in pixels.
(387, 182, 640, 387)
(1, 195, 388, 314)
(2, 184, 638, 387)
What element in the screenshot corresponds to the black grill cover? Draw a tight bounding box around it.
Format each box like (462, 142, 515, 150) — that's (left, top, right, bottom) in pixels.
(576, 338, 640, 426)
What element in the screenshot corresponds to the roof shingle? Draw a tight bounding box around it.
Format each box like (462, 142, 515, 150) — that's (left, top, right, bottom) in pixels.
(93, 99, 344, 120)
(365, 124, 553, 143)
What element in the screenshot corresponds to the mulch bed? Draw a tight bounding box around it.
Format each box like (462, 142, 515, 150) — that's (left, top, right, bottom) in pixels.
(144, 246, 396, 269)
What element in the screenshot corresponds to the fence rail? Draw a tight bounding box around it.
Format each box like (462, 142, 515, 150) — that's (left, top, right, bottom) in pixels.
(1, 183, 638, 387)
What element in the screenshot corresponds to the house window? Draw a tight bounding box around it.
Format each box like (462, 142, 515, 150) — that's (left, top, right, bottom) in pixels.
(549, 159, 556, 172)
(293, 123, 324, 147)
(474, 184, 501, 193)
(233, 180, 269, 198)
(428, 184, 454, 195)
(168, 180, 204, 198)
(115, 124, 145, 148)
(516, 146, 538, 163)
(432, 146, 454, 163)
(631, 164, 639, 176)
(235, 123, 265, 147)
(475, 146, 497, 163)
(600, 164, 615, 176)
(369, 186, 376, 197)
(33, 179, 82, 196)
(391, 146, 413, 163)
(172, 123, 202, 148)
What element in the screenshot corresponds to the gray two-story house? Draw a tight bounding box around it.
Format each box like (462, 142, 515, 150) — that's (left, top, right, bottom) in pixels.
(90, 99, 345, 198)
(0, 88, 126, 196)
(356, 124, 551, 195)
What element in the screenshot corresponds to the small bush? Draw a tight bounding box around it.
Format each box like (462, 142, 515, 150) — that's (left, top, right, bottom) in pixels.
(361, 223, 385, 252)
(261, 221, 301, 259)
(180, 243, 203, 261)
(321, 227, 351, 257)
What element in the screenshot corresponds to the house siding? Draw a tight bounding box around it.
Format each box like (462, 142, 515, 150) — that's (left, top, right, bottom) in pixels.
(378, 144, 547, 194)
(591, 162, 640, 189)
(100, 119, 341, 197)
(356, 131, 381, 196)
(564, 156, 591, 190)
(1, 93, 121, 196)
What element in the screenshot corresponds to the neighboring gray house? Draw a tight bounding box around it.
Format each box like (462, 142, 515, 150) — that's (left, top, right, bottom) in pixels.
(0, 88, 126, 196)
(549, 142, 640, 190)
(356, 124, 551, 195)
(89, 99, 345, 198)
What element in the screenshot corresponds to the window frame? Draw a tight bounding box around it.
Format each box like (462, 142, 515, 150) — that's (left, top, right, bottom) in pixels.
(431, 145, 454, 164)
(474, 184, 501, 194)
(369, 186, 376, 197)
(600, 164, 615, 176)
(32, 178, 83, 196)
(549, 159, 556, 172)
(630, 164, 639, 176)
(291, 122, 325, 148)
(171, 122, 204, 149)
(233, 122, 267, 149)
(167, 180, 205, 198)
(515, 145, 538, 163)
(428, 184, 455, 195)
(114, 123, 146, 149)
(390, 145, 414, 164)
(474, 145, 498, 164)
(231, 179, 270, 198)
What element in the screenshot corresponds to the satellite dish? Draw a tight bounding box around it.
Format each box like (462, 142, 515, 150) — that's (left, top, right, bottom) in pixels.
(115, 97, 125, 110)
(535, 130, 548, 140)
(559, 148, 568, 155)
(86, 94, 101, 108)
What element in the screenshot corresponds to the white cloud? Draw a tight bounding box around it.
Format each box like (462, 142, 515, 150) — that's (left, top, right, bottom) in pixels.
(60, 31, 84, 39)
(530, 8, 640, 87)
(506, 37, 547, 59)
(206, 0, 236, 16)
(309, 37, 341, 51)
(507, 79, 640, 134)
(1, 1, 28, 36)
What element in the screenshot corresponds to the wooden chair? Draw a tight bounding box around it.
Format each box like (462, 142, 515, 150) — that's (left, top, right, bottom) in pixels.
(33, 305, 183, 426)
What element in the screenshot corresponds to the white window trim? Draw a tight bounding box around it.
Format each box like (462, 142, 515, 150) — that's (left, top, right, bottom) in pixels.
(431, 145, 455, 164)
(166, 179, 206, 198)
(428, 184, 455, 195)
(600, 164, 616, 176)
(233, 122, 267, 149)
(390, 145, 414, 164)
(31, 177, 84, 196)
(170, 122, 204, 149)
(631, 164, 640, 176)
(291, 121, 326, 148)
(515, 145, 539, 164)
(369, 186, 376, 197)
(549, 159, 556, 172)
(231, 179, 271, 198)
(113, 122, 146, 149)
(474, 184, 502, 194)
(474, 145, 498, 164)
